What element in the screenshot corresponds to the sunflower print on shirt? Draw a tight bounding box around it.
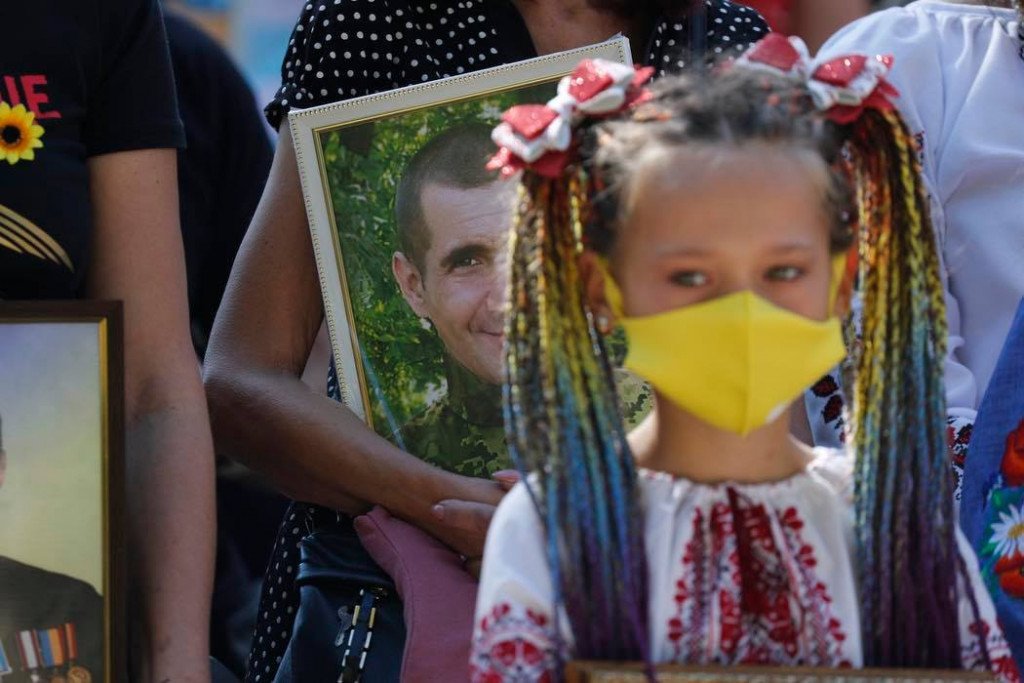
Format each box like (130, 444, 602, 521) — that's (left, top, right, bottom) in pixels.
(0, 103, 43, 165)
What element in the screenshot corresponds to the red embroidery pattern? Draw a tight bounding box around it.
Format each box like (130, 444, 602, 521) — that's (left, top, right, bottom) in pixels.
(669, 490, 850, 666)
(962, 620, 1022, 683)
(947, 415, 974, 500)
(470, 602, 559, 683)
(812, 373, 847, 444)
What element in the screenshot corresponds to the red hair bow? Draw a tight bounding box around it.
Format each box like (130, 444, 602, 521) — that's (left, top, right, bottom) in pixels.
(487, 59, 655, 178)
(737, 33, 898, 125)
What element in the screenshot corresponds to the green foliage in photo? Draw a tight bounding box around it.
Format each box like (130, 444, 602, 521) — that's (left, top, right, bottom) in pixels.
(320, 87, 548, 436)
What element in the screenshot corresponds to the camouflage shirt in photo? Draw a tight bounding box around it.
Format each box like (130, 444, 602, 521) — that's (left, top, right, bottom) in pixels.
(396, 358, 653, 478)
(396, 358, 509, 478)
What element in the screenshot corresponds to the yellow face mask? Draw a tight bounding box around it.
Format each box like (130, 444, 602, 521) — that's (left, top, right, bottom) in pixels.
(604, 257, 847, 436)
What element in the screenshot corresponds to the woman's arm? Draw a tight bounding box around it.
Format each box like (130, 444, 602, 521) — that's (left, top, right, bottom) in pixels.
(203, 126, 503, 557)
(794, 0, 871, 52)
(87, 148, 215, 683)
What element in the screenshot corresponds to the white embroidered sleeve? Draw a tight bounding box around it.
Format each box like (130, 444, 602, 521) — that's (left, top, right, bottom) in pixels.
(954, 529, 1022, 682)
(470, 483, 567, 682)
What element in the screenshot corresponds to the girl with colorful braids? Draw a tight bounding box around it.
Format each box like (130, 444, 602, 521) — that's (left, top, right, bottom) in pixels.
(468, 40, 1019, 681)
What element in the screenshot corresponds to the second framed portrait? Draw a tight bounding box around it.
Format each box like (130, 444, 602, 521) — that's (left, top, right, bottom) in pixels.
(290, 38, 650, 477)
(0, 301, 124, 683)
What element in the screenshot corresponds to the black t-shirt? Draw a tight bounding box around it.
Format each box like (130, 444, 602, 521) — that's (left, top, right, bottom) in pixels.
(263, 0, 769, 129)
(164, 12, 274, 358)
(0, 0, 185, 300)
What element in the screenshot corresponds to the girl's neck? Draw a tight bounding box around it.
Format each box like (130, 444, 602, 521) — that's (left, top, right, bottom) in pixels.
(630, 395, 814, 485)
(511, 0, 654, 59)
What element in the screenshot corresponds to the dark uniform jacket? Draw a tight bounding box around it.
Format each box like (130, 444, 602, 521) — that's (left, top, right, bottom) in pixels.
(0, 555, 103, 681)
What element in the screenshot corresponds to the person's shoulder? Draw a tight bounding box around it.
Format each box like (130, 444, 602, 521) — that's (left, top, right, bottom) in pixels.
(819, 4, 951, 123)
(164, 10, 233, 69)
(0, 555, 101, 606)
(819, 3, 943, 60)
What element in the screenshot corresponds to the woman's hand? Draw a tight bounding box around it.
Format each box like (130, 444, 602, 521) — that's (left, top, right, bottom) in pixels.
(426, 470, 521, 562)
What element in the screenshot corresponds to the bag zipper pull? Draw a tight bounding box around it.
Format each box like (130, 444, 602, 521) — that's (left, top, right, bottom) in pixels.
(336, 587, 388, 683)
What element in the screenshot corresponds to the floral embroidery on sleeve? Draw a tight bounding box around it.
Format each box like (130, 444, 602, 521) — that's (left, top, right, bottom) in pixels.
(810, 373, 847, 445)
(470, 602, 560, 683)
(961, 619, 1022, 683)
(947, 415, 974, 500)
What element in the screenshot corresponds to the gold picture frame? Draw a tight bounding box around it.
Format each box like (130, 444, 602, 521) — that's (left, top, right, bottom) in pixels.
(0, 301, 124, 683)
(288, 38, 632, 474)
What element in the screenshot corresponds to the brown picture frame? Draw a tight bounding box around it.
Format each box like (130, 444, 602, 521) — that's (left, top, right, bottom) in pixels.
(0, 300, 125, 683)
(565, 662, 996, 682)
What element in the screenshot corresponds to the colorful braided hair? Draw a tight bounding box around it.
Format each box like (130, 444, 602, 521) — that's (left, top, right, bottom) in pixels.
(1016, 0, 1024, 60)
(494, 38, 989, 671)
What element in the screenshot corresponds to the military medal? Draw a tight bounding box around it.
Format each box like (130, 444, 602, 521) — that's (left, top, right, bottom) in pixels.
(37, 626, 70, 683)
(15, 631, 42, 682)
(64, 668, 89, 683)
(62, 625, 90, 683)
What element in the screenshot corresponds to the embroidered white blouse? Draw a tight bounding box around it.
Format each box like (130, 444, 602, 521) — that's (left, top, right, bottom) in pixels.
(807, 2, 1024, 475)
(471, 450, 1019, 681)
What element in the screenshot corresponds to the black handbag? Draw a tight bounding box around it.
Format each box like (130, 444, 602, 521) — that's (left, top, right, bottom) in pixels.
(272, 515, 407, 683)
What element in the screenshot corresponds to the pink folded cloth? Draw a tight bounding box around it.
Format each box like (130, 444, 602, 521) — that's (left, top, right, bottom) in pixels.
(354, 506, 479, 682)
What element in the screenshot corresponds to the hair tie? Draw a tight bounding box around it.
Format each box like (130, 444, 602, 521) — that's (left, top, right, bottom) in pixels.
(487, 59, 655, 178)
(736, 33, 898, 125)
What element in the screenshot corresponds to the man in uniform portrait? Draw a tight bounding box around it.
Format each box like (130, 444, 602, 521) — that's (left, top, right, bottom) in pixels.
(390, 124, 515, 478)
(0, 415, 103, 682)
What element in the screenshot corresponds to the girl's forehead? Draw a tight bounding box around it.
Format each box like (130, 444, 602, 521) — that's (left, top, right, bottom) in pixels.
(619, 146, 832, 254)
(628, 143, 827, 193)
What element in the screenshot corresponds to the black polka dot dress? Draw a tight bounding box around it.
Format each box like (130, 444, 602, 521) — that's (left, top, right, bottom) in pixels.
(248, 3, 769, 681)
(263, 0, 767, 129)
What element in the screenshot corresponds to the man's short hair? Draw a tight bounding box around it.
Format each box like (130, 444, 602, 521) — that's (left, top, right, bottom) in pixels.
(394, 123, 499, 270)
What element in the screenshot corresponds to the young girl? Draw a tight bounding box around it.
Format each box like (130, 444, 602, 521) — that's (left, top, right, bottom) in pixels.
(469, 40, 1020, 680)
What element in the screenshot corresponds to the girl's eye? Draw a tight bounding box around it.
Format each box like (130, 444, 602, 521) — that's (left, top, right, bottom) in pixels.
(765, 265, 805, 282)
(669, 270, 709, 288)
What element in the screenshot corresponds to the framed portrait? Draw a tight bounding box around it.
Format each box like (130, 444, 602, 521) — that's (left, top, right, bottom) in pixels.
(0, 301, 124, 683)
(564, 662, 996, 682)
(290, 37, 650, 477)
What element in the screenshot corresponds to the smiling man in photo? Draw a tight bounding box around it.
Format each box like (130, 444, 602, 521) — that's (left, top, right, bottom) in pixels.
(390, 124, 515, 477)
